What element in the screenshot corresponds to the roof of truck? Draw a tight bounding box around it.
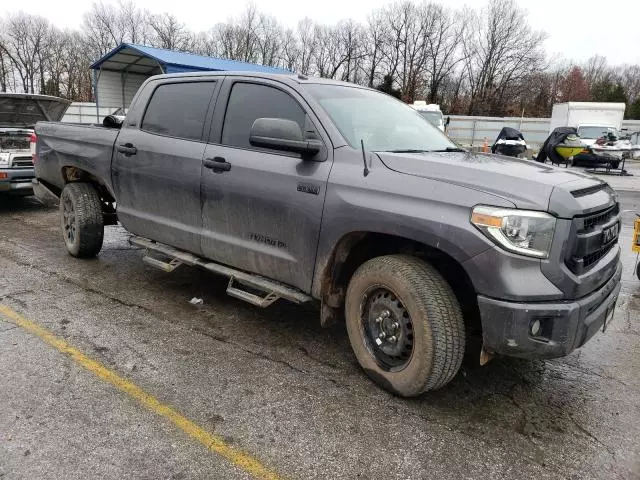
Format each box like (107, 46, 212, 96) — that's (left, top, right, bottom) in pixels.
(90, 43, 291, 75)
(143, 70, 371, 89)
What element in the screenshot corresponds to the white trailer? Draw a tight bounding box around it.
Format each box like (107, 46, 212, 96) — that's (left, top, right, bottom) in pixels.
(549, 102, 626, 145)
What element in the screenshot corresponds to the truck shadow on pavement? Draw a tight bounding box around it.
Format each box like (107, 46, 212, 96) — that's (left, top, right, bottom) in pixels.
(0, 196, 55, 214)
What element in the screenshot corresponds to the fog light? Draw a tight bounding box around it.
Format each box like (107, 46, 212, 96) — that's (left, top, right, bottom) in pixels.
(530, 319, 541, 336)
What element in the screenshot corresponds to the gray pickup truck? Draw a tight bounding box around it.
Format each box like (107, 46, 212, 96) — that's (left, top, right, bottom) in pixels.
(33, 72, 622, 396)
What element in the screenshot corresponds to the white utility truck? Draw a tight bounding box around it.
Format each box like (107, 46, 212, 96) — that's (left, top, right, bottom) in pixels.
(549, 102, 626, 146)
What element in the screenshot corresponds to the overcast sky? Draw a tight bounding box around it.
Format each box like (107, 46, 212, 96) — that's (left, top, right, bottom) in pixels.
(3, 0, 639, 65)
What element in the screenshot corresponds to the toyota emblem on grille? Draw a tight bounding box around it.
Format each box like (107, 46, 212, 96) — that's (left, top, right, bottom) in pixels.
(603, 223, 619, 244)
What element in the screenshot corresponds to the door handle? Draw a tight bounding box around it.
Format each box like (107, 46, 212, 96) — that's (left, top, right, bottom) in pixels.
(117, 143, 137, 156)
(203, 157, 231, 173)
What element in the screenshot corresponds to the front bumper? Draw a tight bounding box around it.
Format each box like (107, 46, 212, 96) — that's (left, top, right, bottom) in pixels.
(0, 167, 35, 195)
(478, 260, 622, 359)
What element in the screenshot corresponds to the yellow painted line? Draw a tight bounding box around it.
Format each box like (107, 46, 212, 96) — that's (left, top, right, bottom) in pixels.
(0, 304, 282, 480)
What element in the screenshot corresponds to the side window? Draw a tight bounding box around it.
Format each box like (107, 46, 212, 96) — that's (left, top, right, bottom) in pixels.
(141, 82, 215, 141)
(222, 82, 306, 149)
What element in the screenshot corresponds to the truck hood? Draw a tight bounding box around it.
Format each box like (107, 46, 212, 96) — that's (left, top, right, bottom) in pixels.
(376, 151, 607, 212)
(0, 93, 70, 127)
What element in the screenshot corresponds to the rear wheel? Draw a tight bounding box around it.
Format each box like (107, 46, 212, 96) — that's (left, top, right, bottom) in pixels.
(60, 182, 104, 258)
(345, 254, 465, 396)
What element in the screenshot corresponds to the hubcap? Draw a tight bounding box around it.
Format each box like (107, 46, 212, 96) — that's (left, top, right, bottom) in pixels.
(62, 196, 76, 244)
(361, 287, 414, 371)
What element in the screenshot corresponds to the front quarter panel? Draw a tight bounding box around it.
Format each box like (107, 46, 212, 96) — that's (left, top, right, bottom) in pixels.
(311, 148, 515, 298)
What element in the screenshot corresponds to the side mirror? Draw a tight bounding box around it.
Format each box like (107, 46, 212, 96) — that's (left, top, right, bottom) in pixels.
(249, 118, 322, 158)
(445, 116, 451, 126)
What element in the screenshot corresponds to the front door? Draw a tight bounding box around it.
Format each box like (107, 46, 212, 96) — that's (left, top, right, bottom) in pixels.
(113, 80, 218, 255)
(200, 79, 332, 292)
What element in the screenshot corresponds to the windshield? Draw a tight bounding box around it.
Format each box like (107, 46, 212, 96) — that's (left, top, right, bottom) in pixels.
(578, 126, 618, 139)
(418, 110, 443, 127)
(306, 84, 456, 152)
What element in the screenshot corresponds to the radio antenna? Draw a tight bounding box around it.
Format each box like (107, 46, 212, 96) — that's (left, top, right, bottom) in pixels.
(360, 139, 370, 177)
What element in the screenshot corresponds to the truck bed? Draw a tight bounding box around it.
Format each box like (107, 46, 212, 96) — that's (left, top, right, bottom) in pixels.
(35, 122, 119, 196)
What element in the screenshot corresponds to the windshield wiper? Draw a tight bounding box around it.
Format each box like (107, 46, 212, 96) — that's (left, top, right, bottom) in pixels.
(429, 147, 467, 153)
(385, 149, 430, 153)
(384, 147, 467, 154)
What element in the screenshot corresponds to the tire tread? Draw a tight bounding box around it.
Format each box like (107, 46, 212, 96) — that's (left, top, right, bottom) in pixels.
(60, 183, 104, 258)
(346, 254, 465, 395)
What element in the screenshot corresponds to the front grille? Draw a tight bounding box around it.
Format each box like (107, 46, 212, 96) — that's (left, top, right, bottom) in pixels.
(581, 204, 618, 230)
(582, 243, 615, 269)
(567, 204, 620, 274)
(11, 156, 33, 168)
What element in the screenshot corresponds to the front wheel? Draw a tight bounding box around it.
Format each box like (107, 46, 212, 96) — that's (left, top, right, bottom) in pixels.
(345, 254, 465, 396)
(60, 183, 104, 258)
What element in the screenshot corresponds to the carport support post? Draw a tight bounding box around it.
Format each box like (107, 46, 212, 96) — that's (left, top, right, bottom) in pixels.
(121, 71, 126, 111)
(93, 68, 103, 124)
(471, 120, 477, 148)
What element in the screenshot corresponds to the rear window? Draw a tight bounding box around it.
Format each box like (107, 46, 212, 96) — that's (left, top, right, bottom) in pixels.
(142, 82, 215, 141)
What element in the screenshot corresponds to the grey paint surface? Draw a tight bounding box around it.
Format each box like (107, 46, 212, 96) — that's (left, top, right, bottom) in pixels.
(113, 127, 208, 255)
(0, 194, 639, 480)
(34, 71, 622, 359)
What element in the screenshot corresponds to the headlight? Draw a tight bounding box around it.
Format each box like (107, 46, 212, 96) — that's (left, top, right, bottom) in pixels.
(0, 152, 10, 165)
(471, 206, 556, 258)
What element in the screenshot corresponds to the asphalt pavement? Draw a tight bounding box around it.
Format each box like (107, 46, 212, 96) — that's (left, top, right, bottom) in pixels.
(0, 191, 639, 480)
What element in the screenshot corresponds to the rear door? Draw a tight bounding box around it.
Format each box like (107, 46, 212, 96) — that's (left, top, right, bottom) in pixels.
(113, 79, 219, 255)
(200, 78, 333, 292)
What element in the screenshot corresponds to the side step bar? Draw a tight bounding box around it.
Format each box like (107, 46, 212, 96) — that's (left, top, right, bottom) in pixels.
(142, 255, 182, 272)
(130, 236, 312, 307)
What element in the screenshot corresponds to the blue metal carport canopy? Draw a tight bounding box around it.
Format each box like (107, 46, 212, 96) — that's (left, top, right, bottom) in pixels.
(90, 43, 290, 75)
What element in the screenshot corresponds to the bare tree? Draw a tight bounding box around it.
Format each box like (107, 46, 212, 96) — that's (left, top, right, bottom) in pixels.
(280, 28, 300, 71)
(149, 13, 192, 51)
(336, 20, 365, 83)
(237, 3, 260, 62)
(0, 30, 13, 92)
(364, 11, 388, 87)
(422, 4, 466, 103)
(0, 13, 50, 93)
(583, 55, 609, 88)
(462, 0, 546, 115)
(119, 1, 151, 45)
(63, 31, 95, 101)
(255, 14, 283, 67)
(382, 1, 429, 101)
(296, 18, 317, 75)
(615, 64, 640, 103)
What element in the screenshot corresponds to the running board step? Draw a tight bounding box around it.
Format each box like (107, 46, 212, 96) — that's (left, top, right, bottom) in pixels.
(226, 278, 280, 308)
(130, 236, 312, 306)
(142, 255, 182, 272)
